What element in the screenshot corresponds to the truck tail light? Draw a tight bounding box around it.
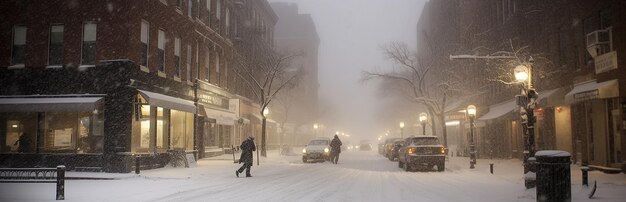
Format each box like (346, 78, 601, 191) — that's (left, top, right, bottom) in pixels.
(440, 147, 446, 154)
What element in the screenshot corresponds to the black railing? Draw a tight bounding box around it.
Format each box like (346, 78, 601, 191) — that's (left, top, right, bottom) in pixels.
(0, 165, 65, 200)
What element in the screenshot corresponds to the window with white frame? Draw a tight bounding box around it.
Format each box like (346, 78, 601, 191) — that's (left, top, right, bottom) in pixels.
(187, 44, 192, 81)
(216, 0, 221, 21)
(223, 60, 228, 87)
(225, 9, 230, 36)
(206, 0, 211, 24)
(48, 25, 64, 66)
(174, 37, 181, 77)
(11, 25, 27, 66)
(205, 46, 210, 81)
(195, 42, 199, 80)
(187, 0, 193, 17)
(215, 51, 220, 85)
(216, 0, 221, 31)
(158, 29, 165, 72)
(81, 22, 97, 65)
(140, 20, 149, 67)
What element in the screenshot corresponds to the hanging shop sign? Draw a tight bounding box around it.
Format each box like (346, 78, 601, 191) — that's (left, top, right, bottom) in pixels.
(595, 51, 618, 74)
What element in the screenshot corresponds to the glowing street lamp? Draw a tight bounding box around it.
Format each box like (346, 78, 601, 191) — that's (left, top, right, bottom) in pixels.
(467, 105, 477, 169)
(260, 107, 270, 158)
(515, 59, 538, 189)
(419, 112, 428, 136)
(399, 121, 405, 138)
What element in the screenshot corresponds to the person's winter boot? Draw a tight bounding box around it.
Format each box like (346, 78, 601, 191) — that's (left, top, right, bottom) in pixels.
(246, 175, 252, 177)
(235, 171, 239, 178)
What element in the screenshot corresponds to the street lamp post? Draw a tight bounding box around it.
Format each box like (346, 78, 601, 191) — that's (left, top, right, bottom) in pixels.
(261, 107, 269, 157)
(313, 123, 318, 138)
(419, 113, 427, 136)
(514, 59, 538, 189)
(467, 105, 477, 169)
(399, 122, 405, 139)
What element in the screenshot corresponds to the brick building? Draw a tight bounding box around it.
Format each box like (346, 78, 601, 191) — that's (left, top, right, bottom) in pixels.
(0, 0, 277, 172)
(417, 0, 626, 171)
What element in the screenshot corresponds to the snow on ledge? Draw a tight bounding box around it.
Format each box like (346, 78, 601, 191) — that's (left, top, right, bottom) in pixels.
(99, 59, 132, 63)
(7, 64, 25, 69)
(535, 150, 571, 157)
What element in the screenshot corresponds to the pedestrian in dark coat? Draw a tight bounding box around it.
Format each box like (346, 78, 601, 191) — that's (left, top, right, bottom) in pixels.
(236, 136, 256, 177)
(14, 133, 31, 153)
(330, 135, 342, 164)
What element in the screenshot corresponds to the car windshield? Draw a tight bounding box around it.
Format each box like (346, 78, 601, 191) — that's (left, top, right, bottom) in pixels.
(409, 138, 439, 145)
(309, 140, 328, 145)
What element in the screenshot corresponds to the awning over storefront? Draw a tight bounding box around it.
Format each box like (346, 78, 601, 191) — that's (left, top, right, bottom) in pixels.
(565, 79, 619, 104)
(538, 88, 559, 101)
(0, 96, 103, 112)
(477, 88, 561, 121)
(478, 99, 516, 121)
(200, 106, 237, 125)
(138, 90, 196, 113)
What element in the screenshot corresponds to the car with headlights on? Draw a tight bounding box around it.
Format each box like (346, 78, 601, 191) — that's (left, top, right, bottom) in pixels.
(302, 138, 331, 163)
(397, 136, 446, 171)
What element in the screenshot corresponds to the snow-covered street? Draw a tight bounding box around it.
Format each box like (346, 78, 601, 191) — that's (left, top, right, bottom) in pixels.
(2, 149, 626, 202)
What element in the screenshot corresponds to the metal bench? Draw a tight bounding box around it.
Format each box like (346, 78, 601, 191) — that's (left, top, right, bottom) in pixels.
(0, 165, 66, 200)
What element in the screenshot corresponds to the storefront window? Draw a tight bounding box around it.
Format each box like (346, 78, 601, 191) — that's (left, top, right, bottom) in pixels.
(220, 125, 232, 148)
(1, 112, 37, 153)
(185, 113, 194, 151)
(156, 107, 169, 151)
(44, 112, 77, 152)
(170, 110, 195, 151)
(204, 120, 217, 148)
(171, 110, 187, 149)
(77, 111, 103, 153)
(42, 111, 101, 153)
(132, 101, 151, 153)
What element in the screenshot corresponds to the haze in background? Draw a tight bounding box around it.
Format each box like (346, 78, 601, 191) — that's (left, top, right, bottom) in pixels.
(269, 0, 426, 141)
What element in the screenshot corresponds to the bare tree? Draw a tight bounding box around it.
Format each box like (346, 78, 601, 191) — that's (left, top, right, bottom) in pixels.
(362, 41, 466, 147)
(232, 48, 302, 157)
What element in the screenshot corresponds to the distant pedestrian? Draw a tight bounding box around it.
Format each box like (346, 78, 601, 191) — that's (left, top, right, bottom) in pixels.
(236, 136, 256, 177)
(330, 135, 342, 164)
(14, 132, 31, 153)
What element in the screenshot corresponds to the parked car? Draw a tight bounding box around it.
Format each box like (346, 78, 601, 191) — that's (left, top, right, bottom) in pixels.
(302, 138, 331, 163)
(397, 136, 446, 171)
(387, 139, 404, 161)
(383, 138, 401, 158)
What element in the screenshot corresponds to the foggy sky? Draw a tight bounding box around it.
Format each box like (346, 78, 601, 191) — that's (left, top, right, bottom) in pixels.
(269, 0, 426, 141)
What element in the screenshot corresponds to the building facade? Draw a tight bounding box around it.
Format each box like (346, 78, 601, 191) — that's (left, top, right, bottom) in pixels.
(270, 2, 320, 146)
(418, 0, 626, 171)
(0, 0, 276, 172)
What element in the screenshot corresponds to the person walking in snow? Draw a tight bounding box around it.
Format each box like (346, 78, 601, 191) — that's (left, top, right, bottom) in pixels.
(236, 136, 256, 177)
(330, 135, 342, 164)
(14, 132, 31, 153)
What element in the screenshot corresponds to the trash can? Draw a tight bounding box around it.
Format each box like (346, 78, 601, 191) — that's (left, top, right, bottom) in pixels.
(535, 150, 571, 202)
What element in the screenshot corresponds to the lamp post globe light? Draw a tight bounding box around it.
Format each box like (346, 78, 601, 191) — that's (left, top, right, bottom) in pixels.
(514, 59, 538, 189)
(467, 105, 477, 169)
(399, 122, 405, 138)
(260, 107, 269, 157)
(419, 112, 428, 136)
